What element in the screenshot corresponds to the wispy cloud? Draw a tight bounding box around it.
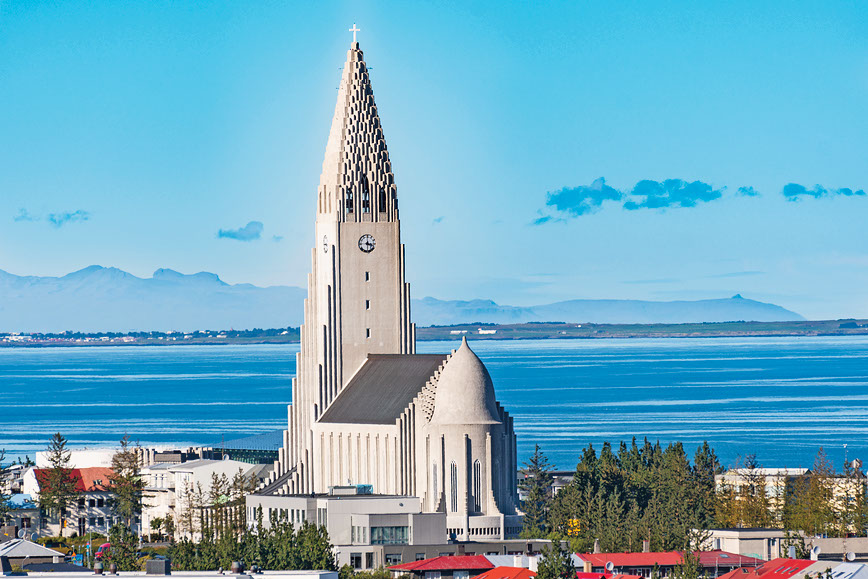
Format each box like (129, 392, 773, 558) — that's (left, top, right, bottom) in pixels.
(737, 186, 760, 197)
(704, 270, 765, 279)
(13, 208, 38, 222)
(622, 278, 682, 285)
(543, 177, 623, 218)
(47, 210, 90, 227)
(782, 183, 866, 201)
(623, 179, 724, 210)
(217, 221, 263, 241)
(432, 216, 445, 225)
(272, 235, 284, 243)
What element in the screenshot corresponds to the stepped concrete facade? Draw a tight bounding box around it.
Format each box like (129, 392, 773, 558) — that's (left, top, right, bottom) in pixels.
(252, 37, 521, 540)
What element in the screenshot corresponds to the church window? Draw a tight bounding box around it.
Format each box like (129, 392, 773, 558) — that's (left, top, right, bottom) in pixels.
(346, 191, 354, 213)
(379, 188, 386, 212)
(366, 328, 371, 338)
(450, 462, 458, 512)
(361, 175, 371, 213)
(365, 300, 370, 310)
(365, 271, 370, 282)
(473, 460, 481, 513)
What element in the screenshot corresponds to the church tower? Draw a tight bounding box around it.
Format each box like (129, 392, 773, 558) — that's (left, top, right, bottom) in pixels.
(282, 39, 414, 493)
(260, 33, 521, 541)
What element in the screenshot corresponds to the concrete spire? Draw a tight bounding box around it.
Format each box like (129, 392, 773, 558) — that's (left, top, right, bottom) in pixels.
(318, 41, 398, 222)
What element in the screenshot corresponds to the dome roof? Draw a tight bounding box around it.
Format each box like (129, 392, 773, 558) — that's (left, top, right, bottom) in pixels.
(429, 337, 502, 425)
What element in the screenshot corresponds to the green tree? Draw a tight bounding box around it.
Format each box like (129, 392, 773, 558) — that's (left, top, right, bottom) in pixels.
(0, 449, 12, 522)
(520, 444, 552, 538)
(107, 434, 146, 528)
(150, 517, 164, 541)
(536, 539, 576, 579)
(296, 521, 337, 570)
(107, 523, 140, 571)
(38, 433, 78, 536)
(163, 515, 176, 542)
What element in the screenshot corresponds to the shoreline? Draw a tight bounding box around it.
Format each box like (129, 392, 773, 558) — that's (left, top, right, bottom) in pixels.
(2, 319, 868, 347)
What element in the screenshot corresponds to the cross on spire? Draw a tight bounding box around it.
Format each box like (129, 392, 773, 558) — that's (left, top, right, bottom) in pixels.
(349, 23, 360, 43)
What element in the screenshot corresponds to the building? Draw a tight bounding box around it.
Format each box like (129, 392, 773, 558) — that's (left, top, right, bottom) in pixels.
(19, 467, 115, 537)
(247, 485, 446, 569)
(703, 529, 788, 562)
(253, 34, 522, 541)
(576, 551, 763, 579)
(716, 558, 818, 579)
(474, 567, 537, 579)
(142, 458, 268, 541)
(389, 555, 495, 579)
(0, 539, 65, 566)
(199, 431, 283, 465)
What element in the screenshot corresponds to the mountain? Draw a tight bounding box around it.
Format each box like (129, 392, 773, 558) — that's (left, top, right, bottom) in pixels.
(413, 294, 804, 326)
(0, 266, 804, 333)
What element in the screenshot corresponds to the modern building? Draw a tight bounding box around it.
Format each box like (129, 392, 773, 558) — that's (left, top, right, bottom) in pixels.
(142, 458, 269, 541)
(252, 34, 522, 541)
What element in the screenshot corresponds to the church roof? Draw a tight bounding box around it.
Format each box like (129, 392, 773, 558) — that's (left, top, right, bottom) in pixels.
(319, 40, 398, 220)
(430, 337, 501, 425)
(319, 354, 447, 424)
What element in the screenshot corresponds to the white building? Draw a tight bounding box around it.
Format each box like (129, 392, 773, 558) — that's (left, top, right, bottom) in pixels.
(254, 35, 521, 543)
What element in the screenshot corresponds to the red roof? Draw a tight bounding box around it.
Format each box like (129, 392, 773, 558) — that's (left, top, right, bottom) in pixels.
(715, 559, 815, 579)
(35, 467, 114, 493)
(576, 573, 643, 579)
(695, 551, 763, 569)
(390, 556, 495, 572)
(577, 552, 684, 568)
(474, 567, 537, 579)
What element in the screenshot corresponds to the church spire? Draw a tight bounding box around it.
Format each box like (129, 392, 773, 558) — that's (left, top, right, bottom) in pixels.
(318, 37, 398, 222)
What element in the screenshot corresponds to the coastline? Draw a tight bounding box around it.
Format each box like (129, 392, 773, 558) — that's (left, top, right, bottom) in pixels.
(2, 319, 867, 347)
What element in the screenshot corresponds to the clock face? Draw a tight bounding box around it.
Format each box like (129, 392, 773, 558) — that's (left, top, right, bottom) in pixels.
(358, 234, 376, 253)
(322, 235, 328, 253)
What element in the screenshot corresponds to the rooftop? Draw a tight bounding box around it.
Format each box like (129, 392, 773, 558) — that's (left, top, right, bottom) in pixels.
(390, 555, 495, 572)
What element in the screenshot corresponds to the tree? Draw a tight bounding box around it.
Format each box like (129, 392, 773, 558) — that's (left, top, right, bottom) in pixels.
(150, 517, 164, 541)
(38, 433, 78, 536)
(1, 450, 12, 523)
(107, 523, 140, 571)
(108, 434, 147, 528)
(520, 444, 552, 538)
(163, 515, 176, 542)
(536, 539, 575, 579)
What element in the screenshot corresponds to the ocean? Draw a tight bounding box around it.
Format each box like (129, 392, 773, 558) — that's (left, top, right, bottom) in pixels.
(1, 335, 867, 471)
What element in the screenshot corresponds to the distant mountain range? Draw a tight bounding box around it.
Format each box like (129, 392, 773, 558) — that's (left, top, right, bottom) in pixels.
(0, 266, 804, 333)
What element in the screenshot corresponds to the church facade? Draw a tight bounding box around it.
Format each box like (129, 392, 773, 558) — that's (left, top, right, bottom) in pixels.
(258, 38, 521, 541)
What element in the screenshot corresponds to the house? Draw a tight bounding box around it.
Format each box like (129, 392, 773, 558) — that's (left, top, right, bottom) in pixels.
(473, 567, 537, 579)
(390, 555, 495, 579)
(575, 551, 762, 579)
(20, 467, 116, 537)
(142, 458, 269, 541)
(716, 558, 818, 579)
(703, 528, 788, 561)
(0, 539, 65, 566)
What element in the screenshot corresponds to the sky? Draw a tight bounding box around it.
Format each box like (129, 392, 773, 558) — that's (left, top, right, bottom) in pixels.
(1, 1, 866, 320)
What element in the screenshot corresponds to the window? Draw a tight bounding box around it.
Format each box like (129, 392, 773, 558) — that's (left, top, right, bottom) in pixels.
(415, 554, 426, 561)
(346, 192, 354, 213)
(366, 328, 371, 339)
(97, 498, 104, 508)
(351, 553, 362, 569)
(89, 499, 96, 508)
(450, 462, 458, 512)
(386, 554, 403, 565)
(89, 517, 96, 526)
(371, 526, 409, 545)
(365, 272, 370, 282)
(379, 189, 387, 212)
(473, 460, 481, 513)
(78, 498, 85, 507)
(366, 553, 373, 569)
(365, 300, 370, 310)
(424, 572, 441, 579)
(455, 572, 470, 579)
(97, 517, 105, 526)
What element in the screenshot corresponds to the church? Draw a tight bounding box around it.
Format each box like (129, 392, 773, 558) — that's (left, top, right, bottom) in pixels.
(251, 33, 522, 542)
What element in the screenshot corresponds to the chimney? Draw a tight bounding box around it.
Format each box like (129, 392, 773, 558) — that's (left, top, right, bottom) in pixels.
(514, 555, 523, 568)
(584, 561, 592, 573)
(594, 539, 601, 554)
(457, 544, 465, 556)
(643, 540, 650, 553)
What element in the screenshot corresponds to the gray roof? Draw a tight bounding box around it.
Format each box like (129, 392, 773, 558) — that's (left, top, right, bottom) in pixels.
(318, 354, 446, 425)
(207, 429, 284, 451)
(0, 539, 64, 558)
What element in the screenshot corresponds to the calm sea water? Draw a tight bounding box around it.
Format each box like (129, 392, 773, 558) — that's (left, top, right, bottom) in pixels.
(1, 336, 867, 470)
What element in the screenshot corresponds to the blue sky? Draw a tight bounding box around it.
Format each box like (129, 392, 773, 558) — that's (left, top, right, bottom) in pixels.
(1, 1, 866, 320)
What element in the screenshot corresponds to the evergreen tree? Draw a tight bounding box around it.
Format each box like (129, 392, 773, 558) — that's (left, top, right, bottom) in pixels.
(38, 433, 78, 535)
(107, 523, 140, 571)
(107, 434, 147, 528)
(536, 540, 576, 579)
(0, 450, 12, 522)
(520, 444, 552, 538)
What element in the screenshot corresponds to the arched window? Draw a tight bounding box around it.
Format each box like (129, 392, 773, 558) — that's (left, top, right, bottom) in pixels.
(473, 460, 481, 513)
(361, 176, 371, 213)
(450, 461, 458, 512)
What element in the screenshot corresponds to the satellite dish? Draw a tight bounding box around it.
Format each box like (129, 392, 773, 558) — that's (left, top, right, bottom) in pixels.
(846, 552, 855, 562)
(17, 529, 26, 539)
(605, 562, 614, 572)
(30, 533, 37, 542)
